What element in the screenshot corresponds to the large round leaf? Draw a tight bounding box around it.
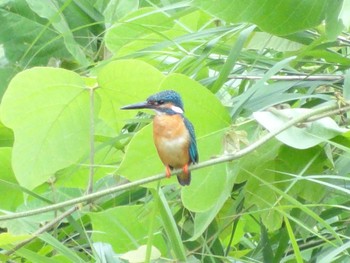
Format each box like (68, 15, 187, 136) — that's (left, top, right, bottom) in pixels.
(253, 108, 348, 149)
(194, 0, 331, 36)
(97, 59, 165, 132)
(0, 67, 91, 189)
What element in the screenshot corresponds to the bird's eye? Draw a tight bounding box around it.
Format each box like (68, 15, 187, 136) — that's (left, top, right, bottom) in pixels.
(158, 100, 164, 105)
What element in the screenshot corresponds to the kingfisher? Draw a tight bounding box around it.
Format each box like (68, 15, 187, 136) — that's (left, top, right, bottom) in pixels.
(121, 90, 198, 186)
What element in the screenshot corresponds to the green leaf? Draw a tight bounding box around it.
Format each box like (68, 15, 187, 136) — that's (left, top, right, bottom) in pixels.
(103, 0, 139, 25)
(0, 148, 23, 210)
(339, 0, 350, 29)
(244, 161, 285, 231)
(278, 145, 327, 203)
(194, 0, 332, 36)
(38, 232, 85, 262)
(318, 241, 350, 263)
(247, 32, 304, 51)
(105, 7, 174, 55)
(15, 248, 67, 263)
(0, 67, 91, 189)
(284, 216, 303, 263)
(0, 67, 16, 100)
(260, 221, 274, 262)
(115, 9, 214, 58)
(305, 49, 350, 66)
(230, 56, 296, 118)
(25, 0, 89, 66)
(273, 227, 289, 263)
(191, 162, 238, 240)
(55, 141, 121, 189)
(253, 108, 348, 149)
(0, 232, 30, 247)
(182, 163, 227, 212)
(0, 121, 14, 147)
(0, 1, 69, 67)
(245, 159, 341, 244)
(157, 190, 186, 260)
(89, 205, 164, 254)
(93, 242, 121, 263)
(324, 0, 343, 40)
(120, 245, 161, 262)
(69, 0, 104, 23)
(118, 125, 162, 185)
(97, 59, 165, 132)
(211, 25, 255, 93)
(242, 81, 332, 113)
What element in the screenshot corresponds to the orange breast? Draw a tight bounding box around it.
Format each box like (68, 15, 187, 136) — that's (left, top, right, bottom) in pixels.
(153, 114, 190, 169)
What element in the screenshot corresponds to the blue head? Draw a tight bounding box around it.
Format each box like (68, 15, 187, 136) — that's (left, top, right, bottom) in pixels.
(121, 90, 185, 114)
(147, 90, 184, 112)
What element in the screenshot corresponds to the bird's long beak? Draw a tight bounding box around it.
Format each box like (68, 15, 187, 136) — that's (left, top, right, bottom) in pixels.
(120, 101, 154, 110)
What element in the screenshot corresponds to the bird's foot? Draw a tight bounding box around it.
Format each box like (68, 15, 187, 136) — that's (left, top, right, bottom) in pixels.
(165, 166, 172, 178)
(182, 164, 189, 175)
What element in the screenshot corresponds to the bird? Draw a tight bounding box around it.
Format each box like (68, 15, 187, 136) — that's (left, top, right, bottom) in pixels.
(121, 90, 198, 186)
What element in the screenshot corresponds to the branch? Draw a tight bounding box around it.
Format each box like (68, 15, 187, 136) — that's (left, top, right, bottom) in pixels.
(86, 86, 96, 195)
(228, 75, 344, 82)
(0, 101, 345, 222)
(4, 206, 79, 256)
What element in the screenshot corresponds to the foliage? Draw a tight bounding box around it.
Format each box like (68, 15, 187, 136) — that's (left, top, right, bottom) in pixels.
(1, 0, 350, 262)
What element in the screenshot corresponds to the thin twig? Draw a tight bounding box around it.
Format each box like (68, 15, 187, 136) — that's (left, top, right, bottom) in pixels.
(86, 86, 96, 195)
(4, 206, 79, 256)
(306, 105, 350, 122)
(228, 75, 344, 82)
(338, 35, 350, 45)
(0, 101, 345, 222)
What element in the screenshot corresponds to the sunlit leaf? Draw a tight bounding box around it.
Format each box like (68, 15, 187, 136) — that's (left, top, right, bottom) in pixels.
(254, 108, 348, 149)
(105, 7, 174, 55)
(194, 0, 332, 35)
(247, 32, 304, 51)
(191, 162, 238, 240)
(120, 245, 161, 263)
(0, 67, 91, 189)
(97, 59, 164, 132)
(89, 205, 165, 254)
(103, 0, 139, 26)
(0, 233, 30, 247)
(339, 0, 350, 29)
(93, 242, 121, 263)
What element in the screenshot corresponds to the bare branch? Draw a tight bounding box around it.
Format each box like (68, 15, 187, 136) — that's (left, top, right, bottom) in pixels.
(0, 101, 345, 222)
(228, 75, 344, 82)
(4, 206, 79, 256)
(86, 86, 96, 195)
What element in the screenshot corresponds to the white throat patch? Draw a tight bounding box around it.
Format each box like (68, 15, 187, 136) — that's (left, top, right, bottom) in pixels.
(170, 105, 183, 114)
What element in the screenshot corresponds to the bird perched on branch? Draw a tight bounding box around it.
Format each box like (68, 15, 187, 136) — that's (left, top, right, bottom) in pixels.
(121, 90, 198, 186)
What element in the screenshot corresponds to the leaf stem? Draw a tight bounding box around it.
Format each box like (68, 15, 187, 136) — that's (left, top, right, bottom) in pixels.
(86, 86, 95, 195)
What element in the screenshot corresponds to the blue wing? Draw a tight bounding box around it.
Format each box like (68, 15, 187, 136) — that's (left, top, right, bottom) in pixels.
(184, 117, 198, 164)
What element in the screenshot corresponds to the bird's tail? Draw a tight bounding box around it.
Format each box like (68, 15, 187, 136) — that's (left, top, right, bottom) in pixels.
(177, 171, 191, 186)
